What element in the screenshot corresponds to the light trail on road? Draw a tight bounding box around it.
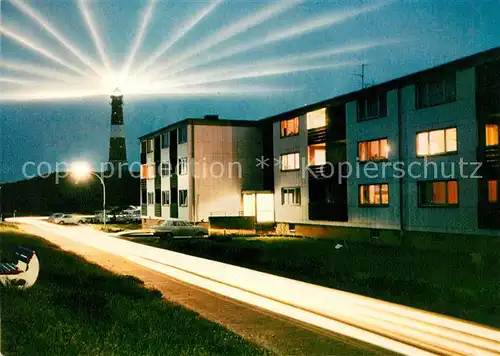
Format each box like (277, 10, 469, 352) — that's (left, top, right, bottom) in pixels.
(9, 217, 500, 356)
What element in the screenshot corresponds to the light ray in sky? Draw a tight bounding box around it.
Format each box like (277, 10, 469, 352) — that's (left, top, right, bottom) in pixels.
(155, 0, 395, 81)
(0, 77, 40, 86)
(149, 0, 303, 76)
(121, 0, 157, 77)
(9, 0, 105, 76)
(78, 0, 112, 71)
(0, 25, 90, 76)
(0, 60, 81, 83)
(142, 84, 296, 97)
(134, 0, 223, 76)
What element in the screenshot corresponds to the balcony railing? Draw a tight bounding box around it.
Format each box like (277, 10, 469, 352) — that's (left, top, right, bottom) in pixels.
(141, 204, 147, 216)
(155, 204, 162, 217)
(478, 145, 500, 172)
(308, 126, 327, 144)
(307, 164, 334, 178)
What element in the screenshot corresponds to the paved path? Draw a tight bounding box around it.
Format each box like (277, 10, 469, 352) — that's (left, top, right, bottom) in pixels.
(18, 222, 390, 356)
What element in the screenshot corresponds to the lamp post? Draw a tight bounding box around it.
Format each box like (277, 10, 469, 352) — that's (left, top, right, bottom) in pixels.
(70, 162, 107, 229)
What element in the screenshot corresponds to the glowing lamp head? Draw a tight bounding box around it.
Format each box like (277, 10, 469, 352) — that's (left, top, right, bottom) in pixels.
(111, 87, 123, 97)
(70, 161, 92, 181)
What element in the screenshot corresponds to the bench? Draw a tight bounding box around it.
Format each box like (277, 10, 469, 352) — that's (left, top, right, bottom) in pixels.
(0, 247, 39, 289)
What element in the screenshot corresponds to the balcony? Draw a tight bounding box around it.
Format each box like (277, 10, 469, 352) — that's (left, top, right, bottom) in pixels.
(308, 126, 327, 145)
(307, 164, 334, 178)
(140, 153, 147, 164)
(155, 204, 162, 217)
(141, 204, 147, 216)
(309, 202, 347, 222)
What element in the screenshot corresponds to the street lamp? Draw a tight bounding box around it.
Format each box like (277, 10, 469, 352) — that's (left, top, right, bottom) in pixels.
(70, 161, 107, 228)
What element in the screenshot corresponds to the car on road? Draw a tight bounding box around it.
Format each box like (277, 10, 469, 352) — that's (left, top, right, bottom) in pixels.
(52, 214, 83, 225)
(153, 219, 208, 241)
(47, 213, 64, 223)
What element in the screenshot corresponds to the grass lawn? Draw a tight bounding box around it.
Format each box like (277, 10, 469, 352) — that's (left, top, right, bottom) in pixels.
(142, 235, 500, 328)
(0, 224, 270, 356)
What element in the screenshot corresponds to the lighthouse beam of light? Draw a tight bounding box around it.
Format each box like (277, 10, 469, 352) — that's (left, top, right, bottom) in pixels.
(121, 0, 157, 77)
(155, 0, 395, 81)
(150, 0, 303, 76)
(0, 60, 81, 84)
(163, 40, 395, 88)
(0, 25, 90, 76)
(9, 0, 105, 77)
(134, 0, 223, 76)
(143, 84, 296, 97)
(158, 61, 358, 89)
(78, 0, 112, 71)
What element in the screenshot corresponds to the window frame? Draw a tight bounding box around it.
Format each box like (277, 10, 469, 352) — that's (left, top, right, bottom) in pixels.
(358, 183, 390, 207)
(147, 192, 155, 205)
(146, 138, 154, 153)
(280, 152, 301, 172)
(178, 126, 188, 144)
(485, 124, 500, 147)
(281, 187, 301, 206)
(416, 127, 458, 157)
(357, 92, 387, 121)
(161, 191, 170, 206)
(161, 132, 170, 148)
(306, 108, 327, 130)
(179, 189, 188, 207)
(487, 180, 498, 203)
(178, 157, 188, 175)
(357, 138, 389, 162)
(161, 162, 170, 177)
(418, 180, 459, 207)
(280, 117, 299, 138)
(416, 72, 457, 109)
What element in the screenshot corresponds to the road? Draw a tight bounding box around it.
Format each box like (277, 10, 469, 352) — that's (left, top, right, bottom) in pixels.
(8, 217, 500, 356)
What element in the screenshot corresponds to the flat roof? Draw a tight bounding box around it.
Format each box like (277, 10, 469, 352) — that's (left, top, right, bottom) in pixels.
(139, 117, 258, 140)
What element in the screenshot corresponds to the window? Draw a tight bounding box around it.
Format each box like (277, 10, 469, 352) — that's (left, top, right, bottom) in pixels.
(178, 158, 188, 175)
(280, 117, 299, 137)
(359, 184, 389, 206)
(147, 192, 155, 205)
(416, 73, 456, 108)
(358, 93, 387, 120)
(308, 143, 326, 165)
(280, 152, 300, 171)
(161, 191, 170, 206)
(179, 190, 188, 207)
(141, 188, 147, 205)
(140, 141, 147, 153)
(486, 124, 499, 146)
(281, 187, 301, 205)
(358, 138, 389, 161)
(146, 139, 154, 153)
(140, 164, 155, 179)
(178, 126, 188, 144)
(488, 180, 498, 203)
(161, 132, 170, 148)
(306, 108, 327, 130)
(161, 162, 170, 177)
(419, 180, 458, 206)
(416, 128, 457, 156)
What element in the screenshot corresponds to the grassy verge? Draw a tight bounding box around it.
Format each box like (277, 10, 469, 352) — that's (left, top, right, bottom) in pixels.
(0, 224, 270, 356)
(142, 235, 500, 328)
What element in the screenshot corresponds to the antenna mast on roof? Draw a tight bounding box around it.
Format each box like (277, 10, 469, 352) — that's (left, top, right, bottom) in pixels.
(353, 63, 370, 89)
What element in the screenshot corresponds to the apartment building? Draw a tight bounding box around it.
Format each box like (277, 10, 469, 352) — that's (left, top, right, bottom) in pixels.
(139, 115, 271, 225)
(139, 47, 500, 240)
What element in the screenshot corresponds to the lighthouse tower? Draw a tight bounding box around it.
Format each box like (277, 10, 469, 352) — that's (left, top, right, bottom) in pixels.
(108, 88, 127, 171)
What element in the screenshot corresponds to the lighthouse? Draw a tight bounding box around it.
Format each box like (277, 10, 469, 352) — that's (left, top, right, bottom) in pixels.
(108, 88, 127, 171)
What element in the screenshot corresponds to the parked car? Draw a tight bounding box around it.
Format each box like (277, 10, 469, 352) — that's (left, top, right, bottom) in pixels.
(47, 213, 64, 222)
(153, 219, 208, 241)
(52, 214, 83, 225)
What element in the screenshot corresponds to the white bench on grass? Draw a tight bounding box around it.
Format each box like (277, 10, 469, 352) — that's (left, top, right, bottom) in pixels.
(0, 247, 39, 289)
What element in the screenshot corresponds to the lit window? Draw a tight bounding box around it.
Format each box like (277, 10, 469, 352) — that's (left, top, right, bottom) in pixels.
(281, 152, 300, 171)
(161, 132, 170, 148)
(280, 117, 299, 137)
(359, 184, 389, 205)
(488, 180, 498, 202)
(161, 191, 170, 206)
(358, 138, 389, 161)
(358, 93, 387, 120)
(419, 180, 458, 206)
(178, 126, 188, 144)
(416, 73, 456, 108)
(281, 187, 301, 205)
(178, 158, 188, 175)
(140, 164, 155, 179)
(486, 124, 499, 146)
(306, 108, 327, 130)
(416, 128, 457, 156)
(308, 143, 326, 165)
(179, 190, 188, 207)
(161, 162, 170, 177)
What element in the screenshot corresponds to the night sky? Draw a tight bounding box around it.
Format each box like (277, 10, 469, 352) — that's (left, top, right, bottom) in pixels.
(1, 0, 500, 182)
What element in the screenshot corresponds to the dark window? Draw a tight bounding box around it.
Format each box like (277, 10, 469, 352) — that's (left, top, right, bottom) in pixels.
(419, 180, 458, 206)
(162, 191, 170, 206)
(161, 132, 170, 148)
(281, 187, 301, 205)
(178, 126, 188, 144)
(179, 190, 188, 207)
(141, 188, 147, 204)
(161, 162, 170, 177)
(140, 141, 147, 154)
(359, 184, 389, 206)
(280, 117, 299, 137)
(358, 92, 387, 120)
(416, 73, 456, 108)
